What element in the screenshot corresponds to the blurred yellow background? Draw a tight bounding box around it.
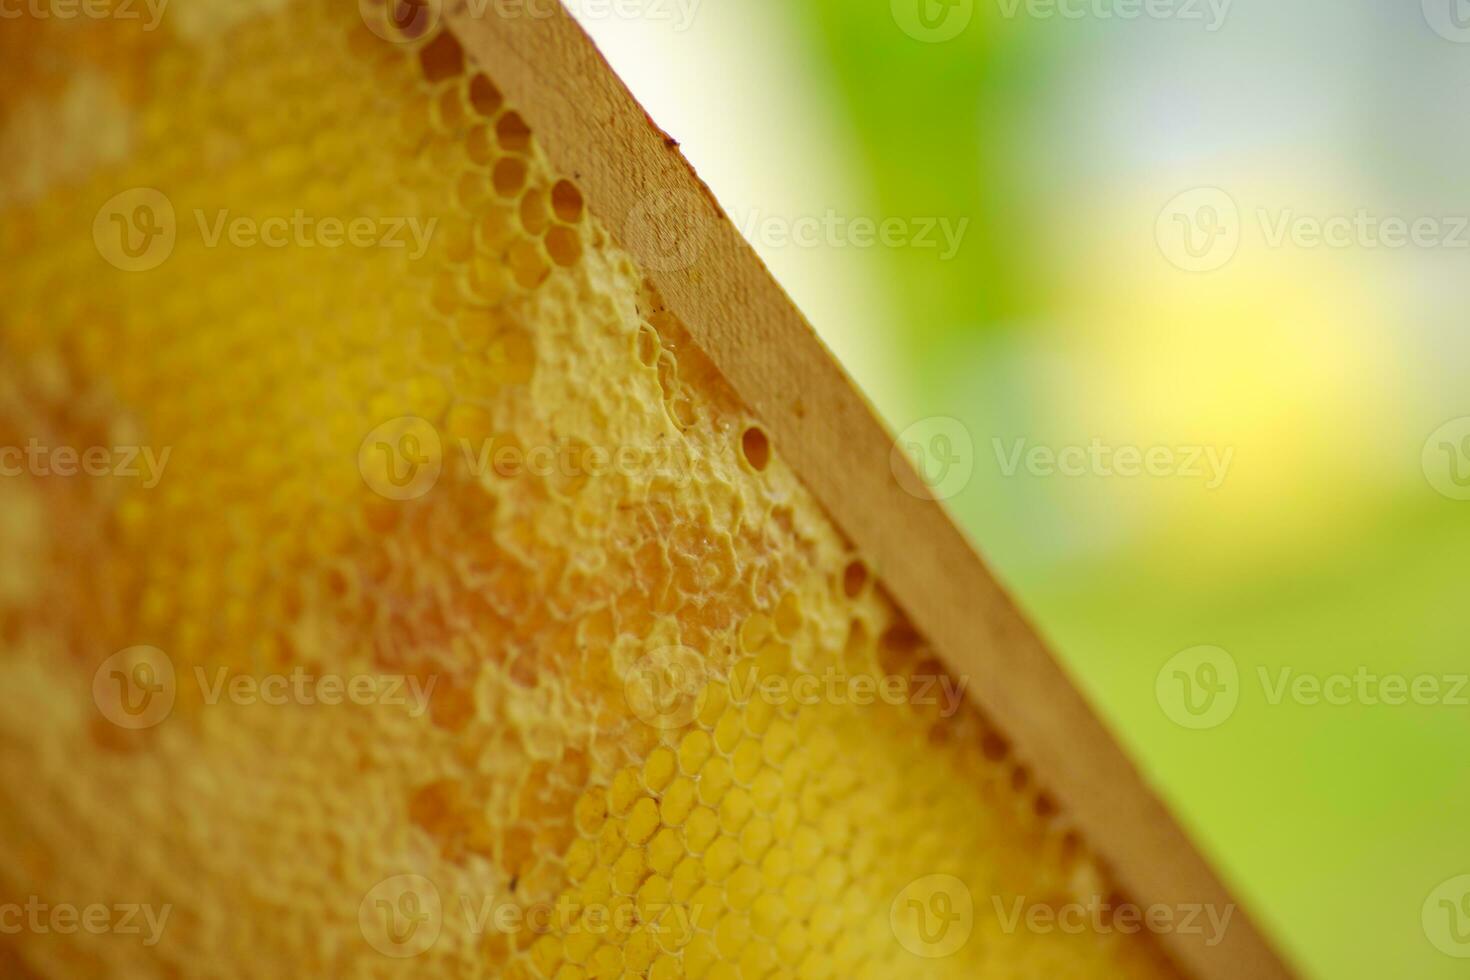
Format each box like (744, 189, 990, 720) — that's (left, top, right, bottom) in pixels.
(576, 1, 1470, 977)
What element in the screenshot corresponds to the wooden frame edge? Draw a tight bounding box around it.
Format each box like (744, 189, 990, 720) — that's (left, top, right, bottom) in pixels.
(441, 4, 1295, 978)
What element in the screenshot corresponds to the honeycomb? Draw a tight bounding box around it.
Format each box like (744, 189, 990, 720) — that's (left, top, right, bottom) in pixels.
(0, 2, 1186, 977)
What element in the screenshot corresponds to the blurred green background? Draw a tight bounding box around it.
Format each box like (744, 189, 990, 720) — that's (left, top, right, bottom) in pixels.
(575, 1, 1470, 977)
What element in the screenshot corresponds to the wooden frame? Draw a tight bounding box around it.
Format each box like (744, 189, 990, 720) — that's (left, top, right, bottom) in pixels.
(442, 3, 1296, 977)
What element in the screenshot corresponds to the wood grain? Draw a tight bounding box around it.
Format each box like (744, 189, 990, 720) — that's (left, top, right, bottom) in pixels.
(443, 3, 1296, 977)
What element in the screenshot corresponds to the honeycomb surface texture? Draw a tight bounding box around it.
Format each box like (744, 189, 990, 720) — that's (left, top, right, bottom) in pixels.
(0, 2, 1185, 978)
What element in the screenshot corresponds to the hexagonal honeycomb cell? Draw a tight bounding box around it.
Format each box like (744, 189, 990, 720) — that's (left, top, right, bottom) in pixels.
(0, 2, 1185, 978)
